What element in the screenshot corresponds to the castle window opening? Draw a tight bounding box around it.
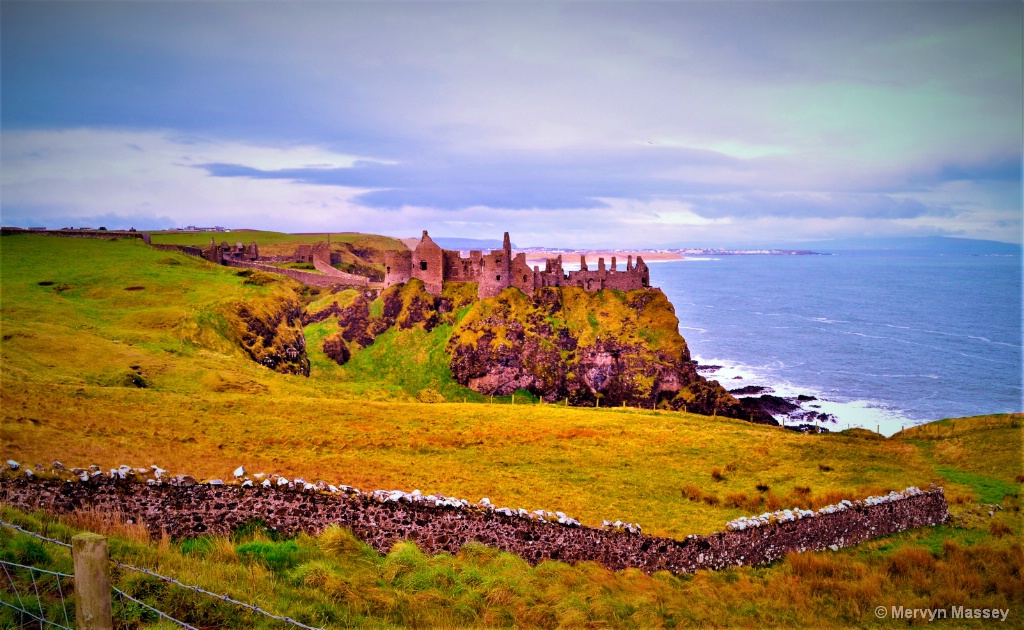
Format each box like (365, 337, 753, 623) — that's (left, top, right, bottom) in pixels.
(420, 261, 428, 271)
(496, 275, 501, 281)
(523, 275, 528, 282)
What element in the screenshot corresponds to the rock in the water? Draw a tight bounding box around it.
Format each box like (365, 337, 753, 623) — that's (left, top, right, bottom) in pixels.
(6, 460, 19, 471)
(729, 385, 771, 396)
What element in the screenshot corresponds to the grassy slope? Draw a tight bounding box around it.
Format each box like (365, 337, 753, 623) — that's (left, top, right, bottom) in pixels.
(148, 230, 407, 258)
(1, 235, 1021, 627)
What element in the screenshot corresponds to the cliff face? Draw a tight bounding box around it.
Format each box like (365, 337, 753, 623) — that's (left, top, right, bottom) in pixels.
(317, 281, 772, 423)
(446, 286, 772, 422)
(225, 275, 310, 375)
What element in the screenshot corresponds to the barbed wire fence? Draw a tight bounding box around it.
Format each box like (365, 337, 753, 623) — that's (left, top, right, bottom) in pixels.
(0, 560, 73, 629)
(0, 518, 324, 629)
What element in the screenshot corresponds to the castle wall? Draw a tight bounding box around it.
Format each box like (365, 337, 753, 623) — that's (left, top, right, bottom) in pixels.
(310, 242, 348, 278)
(0, 477, 949, 575)
(411, 231, 445, 295)
(384, 251, 412, 289)
(383, 232, 651, 298)
(510, 253, 535, 294)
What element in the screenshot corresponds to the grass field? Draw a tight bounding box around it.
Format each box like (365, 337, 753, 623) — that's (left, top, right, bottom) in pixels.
(1, 234, 1021, 627)
(148, 230, 407, 258)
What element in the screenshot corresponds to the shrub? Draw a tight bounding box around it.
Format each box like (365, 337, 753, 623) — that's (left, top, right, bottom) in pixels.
(724, 492, 749, 509)
(6, 538, 51, 566)
(886, 546, 935, 578)
(180, 537, 214, 556)
(702, 494, 720, 506)
(711, 467, 726, 482)
(755, 483, 770, 493)
(989, 520, 1013, 538)
(237, 539, 312, 572)
(417, 388, 446, 403)
(319, 526, 375, 559)
(818, 463, 833, 472)
(682, 485, 703, 502)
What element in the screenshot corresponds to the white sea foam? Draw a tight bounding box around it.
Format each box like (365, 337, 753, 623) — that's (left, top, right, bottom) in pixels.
(694, 355, 919, 436)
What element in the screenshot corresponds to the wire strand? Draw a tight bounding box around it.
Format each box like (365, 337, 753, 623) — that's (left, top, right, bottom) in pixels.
(114, 586, 199, 630)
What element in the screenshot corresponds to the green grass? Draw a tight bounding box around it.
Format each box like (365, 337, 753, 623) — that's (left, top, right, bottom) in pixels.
(2, 501, 1020, 629)
(1, 234, 1022, 627)
(936, 467, 1017, 505)
(148, 230, 406, 258)
(336, 324, 484, 403)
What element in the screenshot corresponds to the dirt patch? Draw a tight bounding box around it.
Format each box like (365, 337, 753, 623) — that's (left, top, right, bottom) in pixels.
(124, 286, 146, 291)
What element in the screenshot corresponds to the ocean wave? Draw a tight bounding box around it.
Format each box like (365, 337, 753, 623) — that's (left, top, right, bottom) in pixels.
(878, 323, 1021, 348)
(694, 355, 920, 436)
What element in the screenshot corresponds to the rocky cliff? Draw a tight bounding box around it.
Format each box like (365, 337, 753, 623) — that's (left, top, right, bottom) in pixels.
(322, 281, 774, 423)
(225, 272, 310, 376)
(447, 286, 772, 421)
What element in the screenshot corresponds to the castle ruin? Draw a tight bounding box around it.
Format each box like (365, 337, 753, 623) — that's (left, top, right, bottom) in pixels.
(384, 231, 651, 298)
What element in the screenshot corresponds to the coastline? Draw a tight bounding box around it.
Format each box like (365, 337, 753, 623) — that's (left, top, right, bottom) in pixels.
(694, 357, 918, 437)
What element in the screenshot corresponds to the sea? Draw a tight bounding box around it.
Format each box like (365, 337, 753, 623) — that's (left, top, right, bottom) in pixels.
(649, 252, 1022, 435)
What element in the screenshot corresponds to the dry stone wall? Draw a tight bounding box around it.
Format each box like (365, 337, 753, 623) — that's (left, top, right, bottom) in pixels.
(0, 228, 149, 242)
(150, 243, 204, 257)
(0, 475, 948, 574)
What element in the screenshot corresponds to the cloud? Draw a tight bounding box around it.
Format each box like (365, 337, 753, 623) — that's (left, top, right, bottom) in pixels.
(0, 129, 375, 232)
(1, 2, 1020, 244)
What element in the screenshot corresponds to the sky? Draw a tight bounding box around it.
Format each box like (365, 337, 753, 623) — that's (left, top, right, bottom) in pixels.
(2, 1, 1021, 248)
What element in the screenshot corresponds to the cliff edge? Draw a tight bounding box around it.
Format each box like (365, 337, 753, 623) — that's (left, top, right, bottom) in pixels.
(318, 281, 774, 423)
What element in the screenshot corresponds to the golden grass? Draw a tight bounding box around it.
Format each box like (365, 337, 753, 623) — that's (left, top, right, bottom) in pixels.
(1, 234, 1022, 627)
(62, 506, 152, 544)
(2, 504, 1021, 629)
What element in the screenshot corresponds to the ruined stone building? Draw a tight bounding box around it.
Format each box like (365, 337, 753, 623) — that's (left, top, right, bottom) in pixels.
(384, 231, 651, 298)
(202, 239, 259, 265)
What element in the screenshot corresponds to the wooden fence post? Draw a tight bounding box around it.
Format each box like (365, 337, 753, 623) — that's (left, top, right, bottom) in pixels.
(73, 533, 112, 630)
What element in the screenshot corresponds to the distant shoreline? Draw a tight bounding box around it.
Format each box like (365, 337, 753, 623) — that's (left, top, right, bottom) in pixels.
(517, 248, 825, 268)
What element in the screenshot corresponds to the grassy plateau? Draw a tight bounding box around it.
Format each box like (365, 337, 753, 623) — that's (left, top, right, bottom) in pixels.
(0, 234, 1020, 628)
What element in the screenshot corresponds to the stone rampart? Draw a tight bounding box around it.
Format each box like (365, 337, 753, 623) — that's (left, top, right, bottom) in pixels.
(0, 476, 948, 574)
(223, 260, 368, 288)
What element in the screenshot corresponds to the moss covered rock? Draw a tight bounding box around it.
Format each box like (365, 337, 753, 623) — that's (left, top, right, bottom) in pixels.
(229, 290, 310, 376)
(447, 286, 775, 423)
